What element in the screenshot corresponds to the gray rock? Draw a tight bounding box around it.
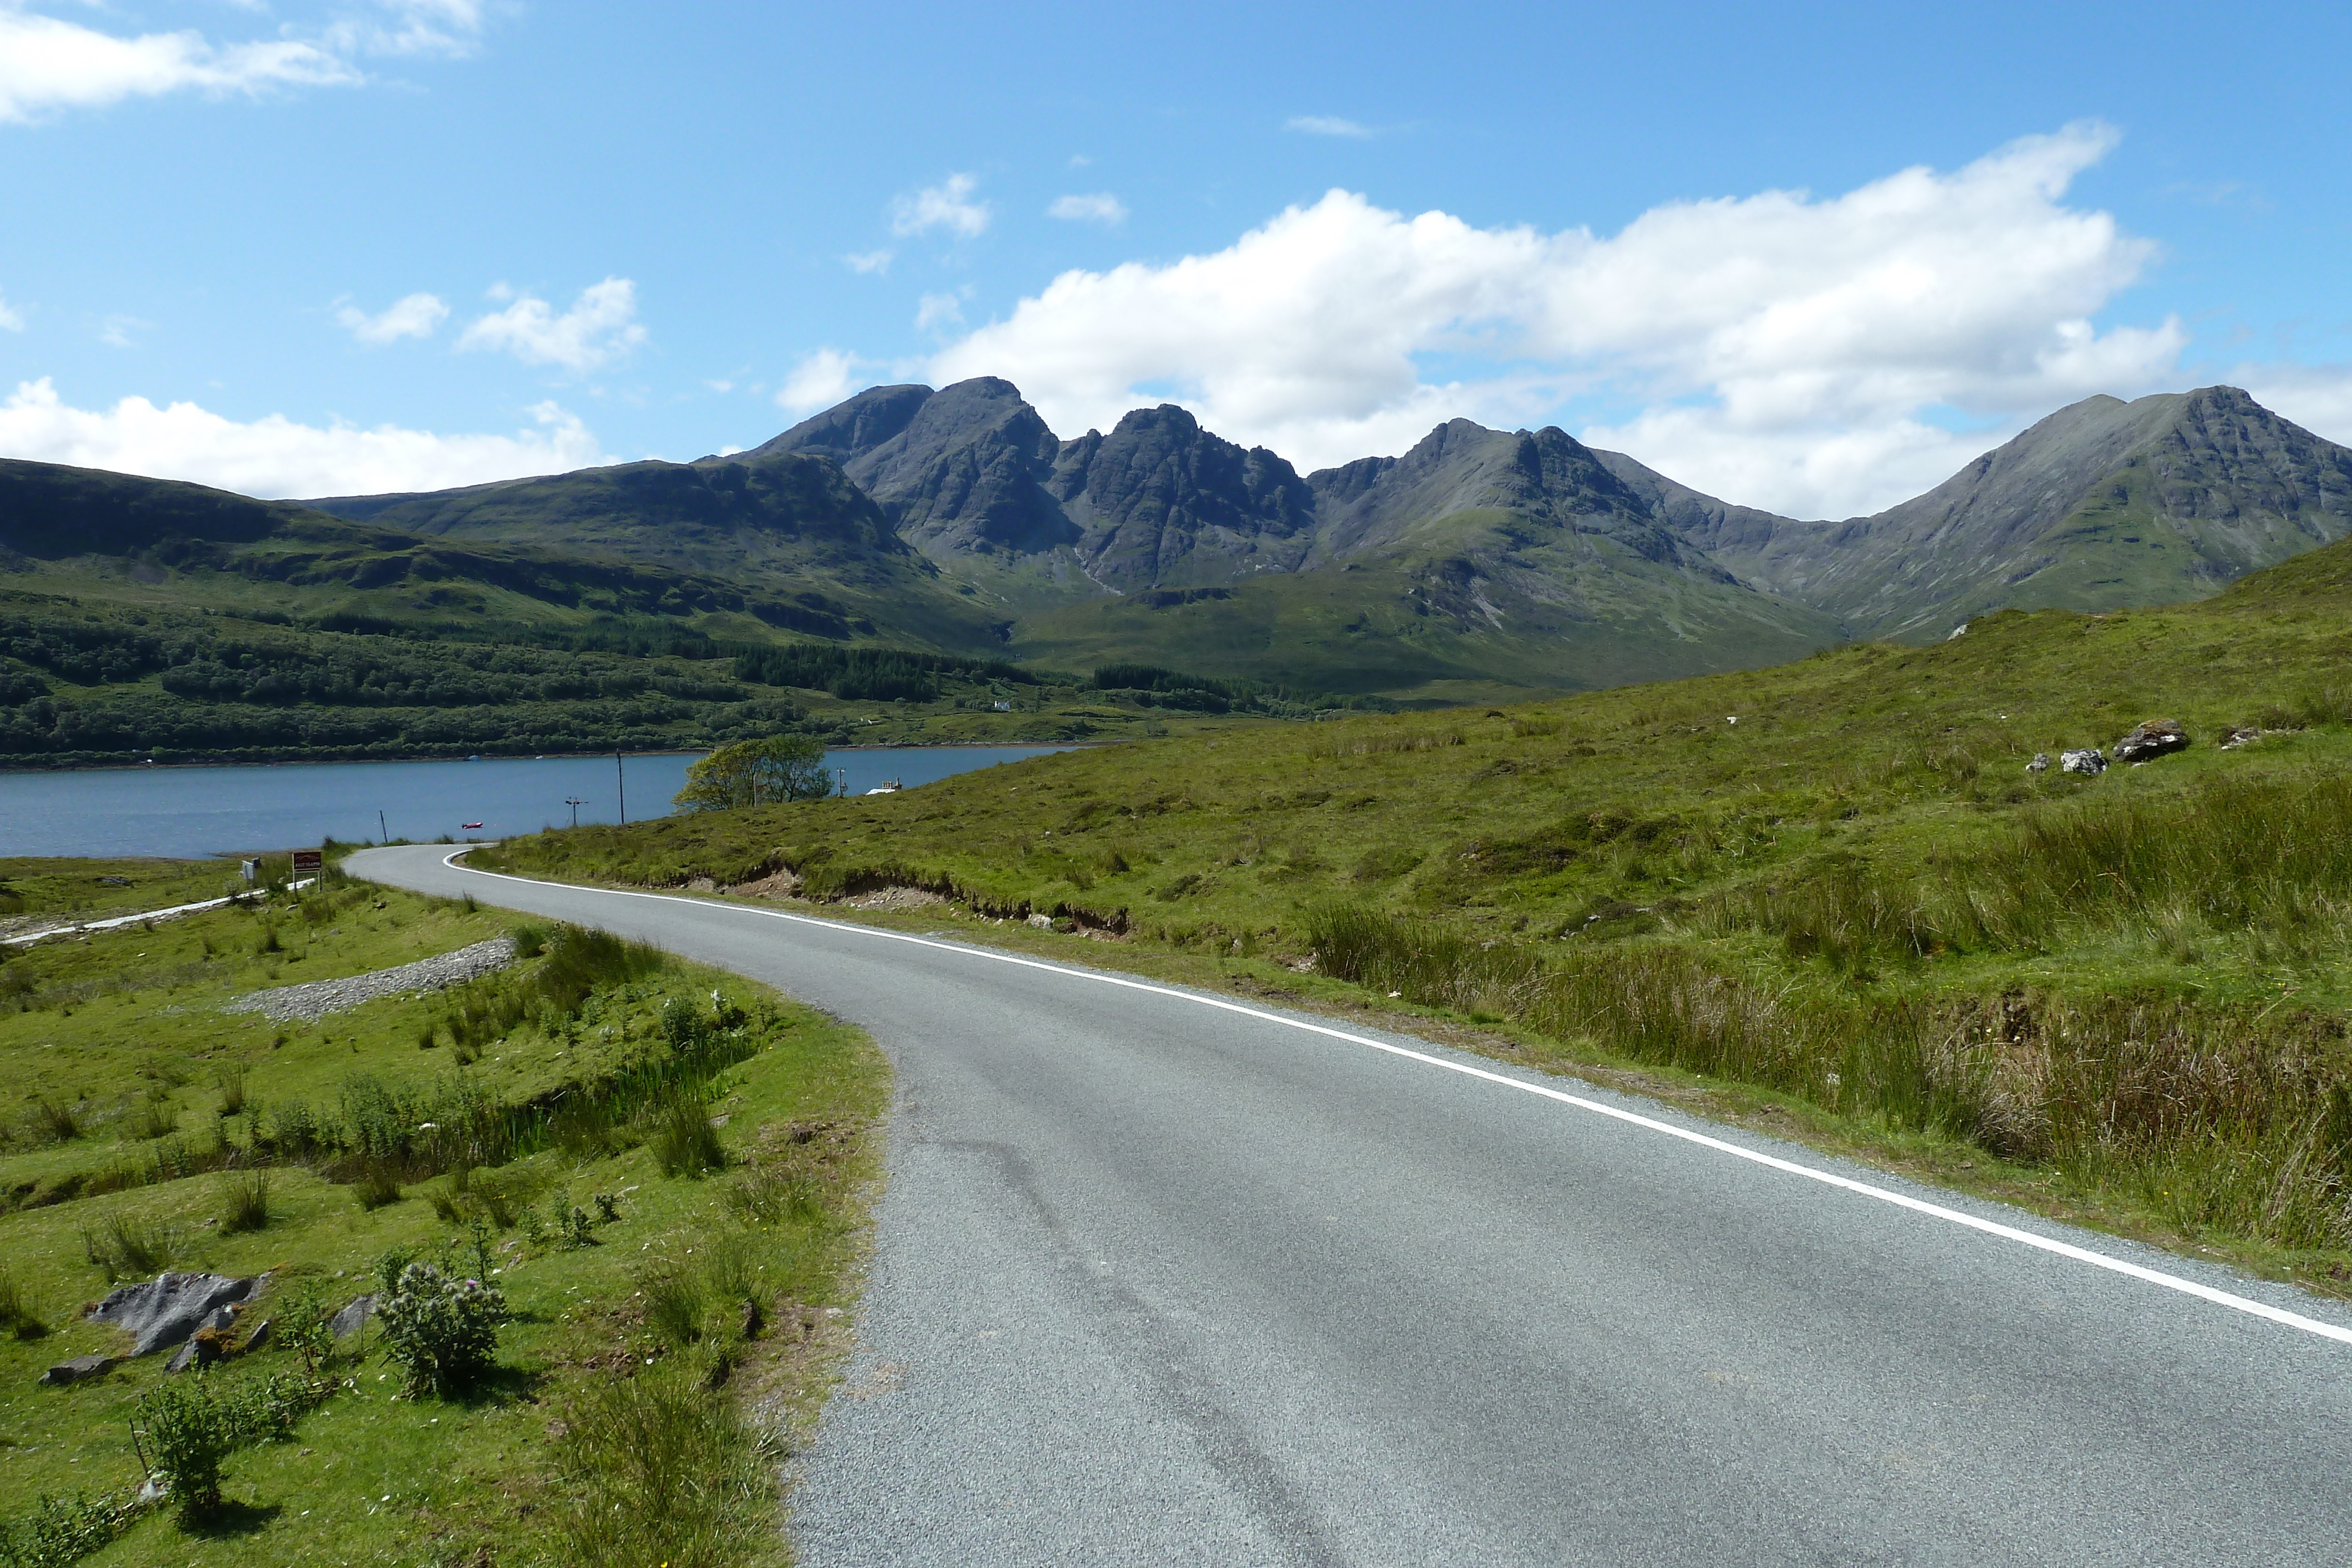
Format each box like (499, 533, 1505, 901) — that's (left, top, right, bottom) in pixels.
(165, 1335, 221, 1374)
(329, 1294, 377, 1339)
(241, 1318, 272, 1353)
(1026, 912, 1055, 930)
(2112, 717, 2189, 763)
(2026, 753, 2051, 773)
(85, 1272, 255, 1357)
(2060, 749, 2107, 775)
(38, 1353, 121, 1386)
(2220, 726, 2267, 749)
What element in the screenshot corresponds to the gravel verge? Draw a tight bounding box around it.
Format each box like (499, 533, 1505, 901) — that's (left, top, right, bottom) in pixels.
(222, 935, 517, 1023)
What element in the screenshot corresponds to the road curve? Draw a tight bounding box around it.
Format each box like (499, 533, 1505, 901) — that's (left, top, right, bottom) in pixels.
(350, 845, 2352, 1566)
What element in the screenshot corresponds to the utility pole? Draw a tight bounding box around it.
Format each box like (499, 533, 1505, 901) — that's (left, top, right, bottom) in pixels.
(378, 809, 387, 844)
(616, 751, 627, 825)
(565, 797, 585, 829)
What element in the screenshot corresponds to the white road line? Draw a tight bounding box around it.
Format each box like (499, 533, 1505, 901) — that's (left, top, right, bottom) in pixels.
(432, 850, 2352, 1349)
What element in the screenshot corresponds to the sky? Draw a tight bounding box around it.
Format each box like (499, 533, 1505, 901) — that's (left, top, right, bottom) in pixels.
(1, 0, 2347, 519)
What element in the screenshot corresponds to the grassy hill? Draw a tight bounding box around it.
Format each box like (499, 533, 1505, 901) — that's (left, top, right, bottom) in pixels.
(483, 531, 2352, 1289)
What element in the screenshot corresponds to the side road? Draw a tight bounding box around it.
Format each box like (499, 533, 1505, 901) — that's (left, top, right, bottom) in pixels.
(350, 844, 2352, 1568)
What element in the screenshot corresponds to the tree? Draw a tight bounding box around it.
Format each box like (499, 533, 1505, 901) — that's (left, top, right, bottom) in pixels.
(673, 734, 831, 812)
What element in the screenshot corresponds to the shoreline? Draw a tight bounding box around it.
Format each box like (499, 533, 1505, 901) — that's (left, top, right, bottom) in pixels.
(0, 739, 1100, 777)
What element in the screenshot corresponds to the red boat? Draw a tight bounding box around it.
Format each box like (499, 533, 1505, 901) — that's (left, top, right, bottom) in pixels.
(461, 821, 484, 830)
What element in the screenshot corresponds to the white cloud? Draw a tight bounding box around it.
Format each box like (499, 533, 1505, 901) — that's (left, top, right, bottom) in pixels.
(0, 6, 358, 123)
(915, 292, 965, 333)
(345, 0, 486, 58)
(457, 278, 646, 373)
(0, 377, 607, 498)
(776, 349, 864, 414)
(335, 291, 449, 345)
(98, 314, 148, 349)
(844, 249, 894, 275)
(929, 123, 2190, 515)
(891, 173, 990, 240)
(2234, 362, 2352, 448)
(1048, 192, 1128, 225)
(1285, 115, 1372, 138)
(0, 290, 21, 333)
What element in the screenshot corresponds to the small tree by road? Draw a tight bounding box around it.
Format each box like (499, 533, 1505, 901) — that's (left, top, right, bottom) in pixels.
(673, 735, 831, 812)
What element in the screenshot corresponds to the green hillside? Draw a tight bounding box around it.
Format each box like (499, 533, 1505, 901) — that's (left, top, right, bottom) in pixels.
(485, 531, 2352, 1289)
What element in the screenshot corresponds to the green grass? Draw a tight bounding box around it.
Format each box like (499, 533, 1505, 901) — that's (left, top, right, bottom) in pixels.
(0, 858, 246, 929)
(0, 878, 888, 1567)
(480, 538, 2352, 1290)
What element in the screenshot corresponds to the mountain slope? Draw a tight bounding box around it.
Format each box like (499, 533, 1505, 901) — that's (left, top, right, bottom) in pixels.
(764, 379, 1845, 695)
(1601, 386, 2352, 639)
(303, 449, 1009, 651)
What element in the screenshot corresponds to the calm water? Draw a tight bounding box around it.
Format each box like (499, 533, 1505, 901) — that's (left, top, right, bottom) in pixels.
(0, 747, 1073, 859)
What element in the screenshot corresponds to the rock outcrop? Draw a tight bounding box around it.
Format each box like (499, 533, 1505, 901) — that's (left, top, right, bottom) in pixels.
(2113, 718, 2189, 763)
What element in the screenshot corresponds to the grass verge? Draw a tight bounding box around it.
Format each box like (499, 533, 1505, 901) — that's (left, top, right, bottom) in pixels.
(0, 880, 887, 1567)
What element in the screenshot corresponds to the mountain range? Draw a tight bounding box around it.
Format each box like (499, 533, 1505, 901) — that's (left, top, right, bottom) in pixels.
(6, 378, 2348, 704)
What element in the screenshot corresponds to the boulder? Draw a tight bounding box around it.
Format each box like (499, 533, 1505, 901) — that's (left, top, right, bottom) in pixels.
(2220, 726, 2266, 750)
(2113, 718, 2189, 763)
(2060, 749, 2107, 776)
(328, 1293, 377, 1340)
(37, 1353, 121, 1386)
(1026, 912, 1054, 930)
(2026, 754, 2050, 773)
(85, 1272, 255, 1357)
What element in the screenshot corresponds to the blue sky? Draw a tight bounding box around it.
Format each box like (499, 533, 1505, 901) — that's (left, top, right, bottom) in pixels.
(1, 0, 2346, 517)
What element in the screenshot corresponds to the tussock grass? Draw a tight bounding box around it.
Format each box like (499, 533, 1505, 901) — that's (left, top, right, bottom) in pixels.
(81, 1210, 180, 1281)
(219, 1167, 270, 1233)
(554, 1366, 777, 1568)
(1310, 902, 2352, 1249)
(0, 1262, 44, 1338)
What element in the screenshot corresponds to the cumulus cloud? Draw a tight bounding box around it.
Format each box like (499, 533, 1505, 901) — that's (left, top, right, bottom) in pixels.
(928, 123, 2189, 515)
(336, 291, 449, 345)
(1285, 115, 1372, 138)
(891, 173, 990, 240)
(1048, 192, 1128, 225)
(0, 5, 356, 123)
(0, 290, 21, 333)
(776, 349, 864, 414)
(0, 1, 487, 125)
(98, 314, 148, 349)
(0, 377, 606, 497)
(457, 278, 646, 373)
(844, 249, 894, 275)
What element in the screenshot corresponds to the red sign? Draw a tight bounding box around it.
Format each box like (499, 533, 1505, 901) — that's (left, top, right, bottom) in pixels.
(290, 850, 323, 875)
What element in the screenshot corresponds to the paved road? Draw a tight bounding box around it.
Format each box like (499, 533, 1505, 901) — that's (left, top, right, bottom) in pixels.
(351, 845, 2352, 1566)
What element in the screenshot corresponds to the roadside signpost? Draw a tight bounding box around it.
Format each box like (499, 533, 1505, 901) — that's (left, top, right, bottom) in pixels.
(290, 849, 323, 880)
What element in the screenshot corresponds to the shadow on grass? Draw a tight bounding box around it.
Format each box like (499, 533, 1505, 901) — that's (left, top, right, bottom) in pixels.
(446, 1362, 547, 1410)
(190, 1499, 283, 1539)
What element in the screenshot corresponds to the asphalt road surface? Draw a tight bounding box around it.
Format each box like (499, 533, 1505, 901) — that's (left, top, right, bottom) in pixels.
(351, 845, 2352, 1566)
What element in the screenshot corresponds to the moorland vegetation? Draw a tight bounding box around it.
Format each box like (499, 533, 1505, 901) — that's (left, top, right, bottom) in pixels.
(483, 534, 2352, 1290)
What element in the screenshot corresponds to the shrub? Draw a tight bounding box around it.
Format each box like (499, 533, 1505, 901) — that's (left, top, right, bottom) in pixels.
(376, 1261, 509, 1398)
(136, 1376, 241, 1520)
(0, 1492, 135, 1565)
(215, 1066, 248, 1118)
(219, 1168, 270, 1233)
